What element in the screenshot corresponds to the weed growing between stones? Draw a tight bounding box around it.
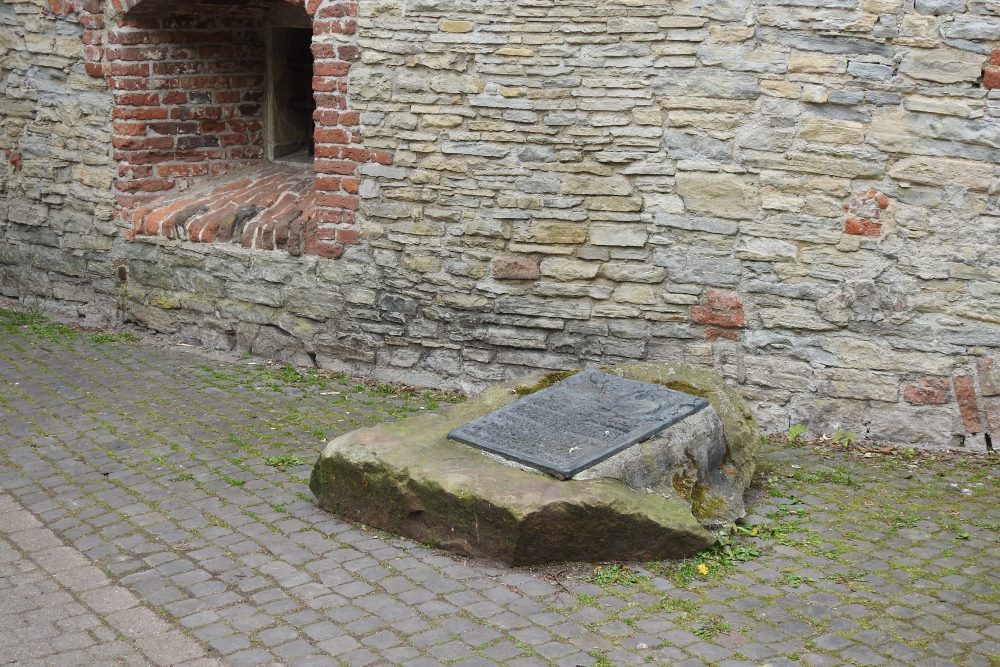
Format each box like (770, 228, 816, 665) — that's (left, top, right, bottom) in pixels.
(0, 308, 77, 342)
(91, 332, 140, 344)
(648, 526, 767, 587)
(587, 649, 615, 666)
(692, 614, 731, 638)
(832, 429, 860, 446)
(569, 435, 996, 660)
(264, 455, 303, 471)
(590, 563, 644, 587)
(2, 320, 997, 666)
(787, 422, 809, 444)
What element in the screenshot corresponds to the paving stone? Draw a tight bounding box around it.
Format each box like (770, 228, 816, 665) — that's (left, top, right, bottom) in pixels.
(0, 332, 997, 667)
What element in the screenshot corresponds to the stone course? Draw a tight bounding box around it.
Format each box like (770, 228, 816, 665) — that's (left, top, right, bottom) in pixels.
(2, 0, 1000, 448)
(0, 316, 998, 666)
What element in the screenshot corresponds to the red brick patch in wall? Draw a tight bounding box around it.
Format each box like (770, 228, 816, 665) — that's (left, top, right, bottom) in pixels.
(984, 48, 1000, 89)
(4, 150, 23, 172)
(903, 378, 951, 405)
(492, 255, 542, 280)
(691, 290, 746, 340)
(953, 375, 982, 434)
(45, 0, 99, 16)
(843, 190, 889, 237)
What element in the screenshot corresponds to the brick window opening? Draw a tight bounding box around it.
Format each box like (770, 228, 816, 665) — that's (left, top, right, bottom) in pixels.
(110, 0, 363, 258)
(267, 26, 315, 164)
(117, 0, 323, 252)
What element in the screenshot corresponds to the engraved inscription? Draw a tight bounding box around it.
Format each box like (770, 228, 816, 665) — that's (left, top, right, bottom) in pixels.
(448, 369, 709, 478)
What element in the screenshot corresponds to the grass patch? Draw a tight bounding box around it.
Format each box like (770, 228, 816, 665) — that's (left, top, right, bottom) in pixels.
(195, 361, 464, 412)
(260, 365, 326, 388)
(0, 309, 77, 341)
(91, 332, 140, 344)
(693, 614, 731, 638)
(591, 563, 645, 587)
(263, 455, 303, 471)
(226, 434, 261, 457)
(588, 650, 614, 667)
(653, 597, 697, 613)
(783, 572, 815, 588)
(651, 530, 763, 586)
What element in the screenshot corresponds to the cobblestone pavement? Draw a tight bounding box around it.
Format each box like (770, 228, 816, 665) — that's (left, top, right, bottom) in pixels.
(0, 309, 998, 667)
(0, 493, 218, 667)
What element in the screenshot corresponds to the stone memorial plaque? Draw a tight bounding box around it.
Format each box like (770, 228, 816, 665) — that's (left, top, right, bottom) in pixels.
(448, 369, 709, 479)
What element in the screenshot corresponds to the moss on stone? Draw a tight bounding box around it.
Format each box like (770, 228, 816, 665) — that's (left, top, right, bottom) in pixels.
(149, 294, 181, 309)
(690, 484, 731, 521)
(513, 370, 579, 396)
(672, 471, 696, 500)
(310, 374, 717, 564)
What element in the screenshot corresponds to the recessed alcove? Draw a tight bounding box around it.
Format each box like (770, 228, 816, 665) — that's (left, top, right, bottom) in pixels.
(267, 24, 316, 164)
(112, 0, 320, 250)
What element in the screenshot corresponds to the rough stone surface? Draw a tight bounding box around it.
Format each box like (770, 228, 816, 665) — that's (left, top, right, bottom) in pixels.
(311, 362, 760, 561)
(2, 0, 1000, 452)
(573, 406, 747, 524)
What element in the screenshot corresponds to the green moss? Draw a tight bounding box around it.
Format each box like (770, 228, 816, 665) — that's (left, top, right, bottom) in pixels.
(690, 484, 730, 522)
(149, 294, 181, 309)
(513, 370, 579, 395)
(311, 407, 715, 564)
(0, 308, 78, 341)
(658, 380, 711, 399)
(672, 471, 696, 500)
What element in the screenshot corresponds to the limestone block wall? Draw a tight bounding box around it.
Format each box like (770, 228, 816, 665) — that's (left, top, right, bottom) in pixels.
(1, 0, 999, 450)
(0, 0, 118, 316)
(349, 0, 1000, 449)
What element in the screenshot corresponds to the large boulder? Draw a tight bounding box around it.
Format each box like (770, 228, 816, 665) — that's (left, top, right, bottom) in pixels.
(310, 362, 760, 565)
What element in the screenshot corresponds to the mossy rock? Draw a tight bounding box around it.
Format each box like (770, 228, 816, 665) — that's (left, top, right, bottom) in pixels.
(310, 362, 760, 564)
(606, 362, 761, 524)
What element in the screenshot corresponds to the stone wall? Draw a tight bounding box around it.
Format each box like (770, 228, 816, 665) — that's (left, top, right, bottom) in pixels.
(2, 0, 999, 450)
(0, 0, 117, 317)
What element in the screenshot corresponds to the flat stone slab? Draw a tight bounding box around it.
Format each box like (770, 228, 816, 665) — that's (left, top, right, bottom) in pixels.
(310, 362, 762, 564)
(448, 369, 709, 479)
